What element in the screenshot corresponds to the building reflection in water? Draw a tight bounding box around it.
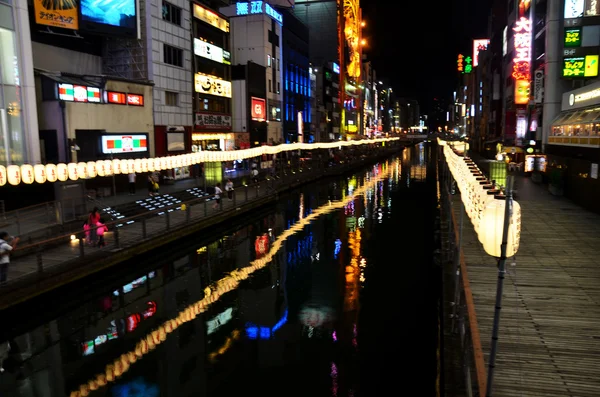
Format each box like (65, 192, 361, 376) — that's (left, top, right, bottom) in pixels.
(0, 155, 410, 397)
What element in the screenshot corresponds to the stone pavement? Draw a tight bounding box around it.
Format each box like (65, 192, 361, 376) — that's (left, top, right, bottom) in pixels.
(454, 170, 600, 396)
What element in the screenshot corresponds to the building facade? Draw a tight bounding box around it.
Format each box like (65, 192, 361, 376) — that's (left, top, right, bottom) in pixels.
(1, 0, 40, 166)
(281, 9, 311, 143)
(220, 1, 284, 145)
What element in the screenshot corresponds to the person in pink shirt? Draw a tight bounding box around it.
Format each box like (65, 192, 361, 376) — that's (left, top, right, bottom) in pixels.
(96, 218, 109, 247)
(83, 221, 91, 244)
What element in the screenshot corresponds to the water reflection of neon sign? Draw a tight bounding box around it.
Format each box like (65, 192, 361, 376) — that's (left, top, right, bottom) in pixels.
(113, 271, 156, 296)
(334, 239, 342, 259)
(82, 301, 157, 356)
(245, 310, 288, 339)
(206, 307, 233, 335)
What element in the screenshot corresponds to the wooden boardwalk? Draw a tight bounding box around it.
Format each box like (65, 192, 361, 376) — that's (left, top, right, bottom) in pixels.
(453, 176, 600, 397)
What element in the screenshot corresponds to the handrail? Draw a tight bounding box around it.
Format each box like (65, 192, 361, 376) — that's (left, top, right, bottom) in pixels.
(449, 192, 487, 395)
(14, 178, 267, 251)
(2, 200, 58, 217)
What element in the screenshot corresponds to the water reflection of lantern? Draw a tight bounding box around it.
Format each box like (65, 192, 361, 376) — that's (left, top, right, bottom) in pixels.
(34, 164, 47, 183)
(7, 165, 21, 185)
(68, 163, 79, 180)
(45, 164, 57, 182)
(112, 159, 122, 174)
(87, 161, 97, 178)
(77, 162, 88, 179)
(21, 164, 34, 184)
(0, 165, 6, 186)
(480, 197, 521, 258)
(96, 160, 106, 177)
(57, 163, 68, 181)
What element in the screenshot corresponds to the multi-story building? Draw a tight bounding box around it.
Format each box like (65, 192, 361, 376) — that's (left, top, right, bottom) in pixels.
(0, 0, 39, 166)
(361, 58, 377, 137)
(190, 2, 234, 155)
(220, 1, 285, 145)
(280, 9, 312, 143)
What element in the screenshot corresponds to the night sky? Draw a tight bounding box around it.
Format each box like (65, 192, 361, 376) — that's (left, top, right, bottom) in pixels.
(360, 0, 492, 112)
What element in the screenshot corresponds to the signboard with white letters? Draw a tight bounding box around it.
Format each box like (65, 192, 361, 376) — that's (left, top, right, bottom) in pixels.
(194, 39, 230, 64)
(195, 112, 232, 130)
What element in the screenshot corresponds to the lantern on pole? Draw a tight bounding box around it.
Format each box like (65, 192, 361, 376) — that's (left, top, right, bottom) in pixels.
(480, 196, 521, 257)
(34, 164, 47, 184)
(21, 164, 34, 184)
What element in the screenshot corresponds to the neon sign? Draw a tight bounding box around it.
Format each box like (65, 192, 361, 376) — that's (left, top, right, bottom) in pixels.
(512, 17, 532, 105)
(332, 62, 340, 74)
(564, 28, 582, 47)
(457, 54, 464, 72)
(464, 56, 472, 73)
(563, 55, 599, 77)
(235, 1, 282, 24)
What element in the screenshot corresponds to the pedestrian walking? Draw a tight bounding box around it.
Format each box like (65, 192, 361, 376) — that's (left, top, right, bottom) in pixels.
(88, 207, 100, 246)
(128, 172, 136, 195)
(213, 183, 222, 209)
(225, 178, 234, 200)
(0, 231, 19, 284)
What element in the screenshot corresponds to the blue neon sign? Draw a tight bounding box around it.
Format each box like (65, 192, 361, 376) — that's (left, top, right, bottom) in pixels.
(236, 1, 282, 24)
(245, 310, 288, 339)
(332, 62, 340, 74)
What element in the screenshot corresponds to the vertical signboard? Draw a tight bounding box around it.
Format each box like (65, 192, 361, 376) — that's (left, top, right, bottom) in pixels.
(512, 17, 532, 104)
(534, 70, 544, 103)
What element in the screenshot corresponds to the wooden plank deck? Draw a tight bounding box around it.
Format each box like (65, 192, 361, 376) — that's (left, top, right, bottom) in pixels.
(452, 176, 600, 397)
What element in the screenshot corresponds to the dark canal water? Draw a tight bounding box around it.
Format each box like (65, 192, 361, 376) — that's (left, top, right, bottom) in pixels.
(0, 144, 439, 397)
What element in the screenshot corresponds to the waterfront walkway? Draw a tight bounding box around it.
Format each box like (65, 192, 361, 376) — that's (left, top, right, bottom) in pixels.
(452, 169, 600, 396)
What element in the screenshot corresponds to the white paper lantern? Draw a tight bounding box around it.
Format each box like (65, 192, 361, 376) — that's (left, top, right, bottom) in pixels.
(481, 197, 521, 258)
(34, 164, 47, 183)
(78, 162, 89, 179)
(7, 165, 21, 185)
(0, 165, 6, 186)
(166, 157, 173, 169)
(96, 161, 106, 177)
(87, 162, 97, 178)
(21, 164, 34, 184)
(141, 158, 148, 173)
(160, 157, 167, 170)
(476, 189, 499, 241)
(147, 158, 155, 172)
(126, 159, 135, 174)
(57, 164, 69, 182)
(68, 163, 79, 180)
(113, 159, 122, 174)
(103, 160, 113, 176)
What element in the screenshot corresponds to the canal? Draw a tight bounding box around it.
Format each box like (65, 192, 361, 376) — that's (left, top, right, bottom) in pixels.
(0, 144, 439, 397)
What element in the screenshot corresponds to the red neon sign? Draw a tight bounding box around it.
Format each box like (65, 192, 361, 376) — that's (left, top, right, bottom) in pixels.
(127, 94, 144, 106)
(107, 91, 127, 105)
(512, 17, 532, 105)
(251, 97, 266, 121)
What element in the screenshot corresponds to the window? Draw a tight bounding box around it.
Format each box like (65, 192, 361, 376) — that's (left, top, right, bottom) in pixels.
(267, 55, 271, 67)
(165, 91, 179, 106)
(277, 58, 280, 70)
(277, 82, 280, 93)
(164, 44, 183, 67)
(269, 79, 272, 92)
(162, 1, 181, 26)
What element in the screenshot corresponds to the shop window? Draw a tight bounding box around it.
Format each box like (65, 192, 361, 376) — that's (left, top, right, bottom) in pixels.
(165, 91, 179, 106)
(164, 44, 183, 67)
(162, 1, 181, 26)
(582, 26, 600, 47)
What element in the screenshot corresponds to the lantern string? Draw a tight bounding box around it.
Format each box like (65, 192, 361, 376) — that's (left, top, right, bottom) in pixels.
(68, 160, 395, 397)
(0, 137, 399, 187)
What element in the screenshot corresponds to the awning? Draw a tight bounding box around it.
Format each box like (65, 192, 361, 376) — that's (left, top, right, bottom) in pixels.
(36, 71, 104, 88)
(552, 107, 600, 125)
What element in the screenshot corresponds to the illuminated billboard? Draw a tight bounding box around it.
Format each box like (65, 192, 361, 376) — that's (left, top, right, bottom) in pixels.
(194, 73, 232, 97)
(193, 4, 229, 32)
(563, 55, 599, 77)
(194, 38, 230, 64)
(565, 0, 584, 18)
(473, 39, 490, 66)
(81, 0, 137, 36)
(564, 28, 582, 47)
(33, 0, 78, 30)
(235, 1, 283, 24)
(101, 135, 148, 154)
(58, 84, 101, 102)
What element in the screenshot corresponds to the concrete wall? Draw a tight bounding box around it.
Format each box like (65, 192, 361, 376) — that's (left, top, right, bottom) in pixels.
(32, 42, 103, 75)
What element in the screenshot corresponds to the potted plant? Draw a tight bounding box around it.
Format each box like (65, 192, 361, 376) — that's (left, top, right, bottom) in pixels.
(548, 167, 564, 196)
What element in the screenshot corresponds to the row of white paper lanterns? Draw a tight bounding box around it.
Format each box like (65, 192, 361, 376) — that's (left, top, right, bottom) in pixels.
(0, 138, 399, 186)
(441, 139, 521, 258)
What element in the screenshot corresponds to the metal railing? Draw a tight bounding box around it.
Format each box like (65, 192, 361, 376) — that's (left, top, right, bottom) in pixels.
(1, 146, 400, 290)
(439, 148, 486, 397)
(0, 201, 65, 237)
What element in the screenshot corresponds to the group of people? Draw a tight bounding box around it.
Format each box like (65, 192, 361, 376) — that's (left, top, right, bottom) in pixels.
(83, 207, 109, 247)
